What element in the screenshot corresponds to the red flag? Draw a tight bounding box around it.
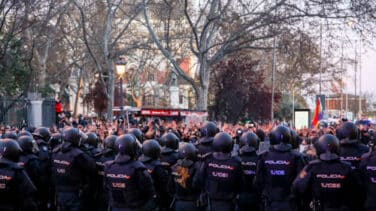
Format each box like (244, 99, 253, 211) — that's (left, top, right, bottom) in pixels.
(312, 98, 323, 128)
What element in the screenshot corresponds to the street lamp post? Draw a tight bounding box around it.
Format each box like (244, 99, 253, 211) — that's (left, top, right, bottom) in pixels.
(116, 60, 126, 128)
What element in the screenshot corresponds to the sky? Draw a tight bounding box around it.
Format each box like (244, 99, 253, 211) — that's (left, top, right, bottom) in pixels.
(361, 47, 376, 95)
(342, 43, 376, 98)
(306, 38, 375, 111)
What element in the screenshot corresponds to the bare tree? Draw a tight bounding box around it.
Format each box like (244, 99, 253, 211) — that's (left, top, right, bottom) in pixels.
(72, 0, 148, 120)
(143, 0, 376, 110)
(22, 0, 74, 94)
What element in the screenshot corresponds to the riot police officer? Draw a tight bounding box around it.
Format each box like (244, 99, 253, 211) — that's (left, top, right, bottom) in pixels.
(255, 125, 305, 211)
(0, 139, 37, 210)
(198, 132, 242, 211)
(256, 128, 269, 153)
(289, 129, 310, 210)
(359, 144, 376, 210)
(127, 128, 144, 158)
(337, 122, 369, 167)
(18, 135, 41, 191)
(195, 122, 218, 160)
(51, 127, 96, 211)
(231, 128, 243, 157)
(238, 132, 260, 211)
(160, 132, 180, 168)
(170, 143, 201, 211)
(104, 134, 155, 210)
(96, 135, 118, 211)
(292, 134, 354, 210)
(32, 127, 52, 210)
(128, 128, 145, 144)
(32, 127, 51, 150)
(290, 129, 310, 163)
(337, 122, 369, 210)
(159, 132, 180, 209)
(50, 133, 62, 151)
(82, 132, 102, 211)
(85, 132, 102, 157)
(2, 131, 18, 140)
(78, 131, 89, 154)
(139, 139, 169, 211)
(99, 135, 118, 163)
(18, 130, 33, 138)
(48, 132, 62, 211)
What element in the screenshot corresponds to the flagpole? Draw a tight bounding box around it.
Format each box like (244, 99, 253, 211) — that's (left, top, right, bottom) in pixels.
(312, 98, 322, 128)
(319, 23, 323, 95)
(340, 43, 344, 112)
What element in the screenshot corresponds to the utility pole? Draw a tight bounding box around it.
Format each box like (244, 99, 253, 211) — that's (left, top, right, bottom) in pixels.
(319, 23, 323, 95)
(359, 40, 362, 116)
(340, 43, 344, 112)
(271, 36, 276, 123)
(345, 92, 348, 118)
(354, 41, 358, 117)
(292, 87, 295, 128)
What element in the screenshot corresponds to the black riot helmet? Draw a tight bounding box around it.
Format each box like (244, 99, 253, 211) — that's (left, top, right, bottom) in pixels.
(179, 143, 197, 161)
(255, 129, 266, 142)
(139, 139, 161, 162)
(201, 122, 219, 138)
(86, 132, 99, 147)
(18, 130, 32, 137)
(18, 135, 35, 154)
(50, 133, 62, 149)
(104, 135, 117, 150)
(128, 128, 144, 143)
(290, 129, 300, 149)
(116, 134, 139, 158)
(239, 132, 259, 154)
(213, 132, 234, 153)
(336, 122, 358, 144)
(161, 132, 179, 153)
(32, 127, 51, 142)
(315, 134, 340, 160)
(3, 132, 18, 140)
(0, 139, 22, 162)
(269, 126, 291, 145)
(63, 127, 81, 146)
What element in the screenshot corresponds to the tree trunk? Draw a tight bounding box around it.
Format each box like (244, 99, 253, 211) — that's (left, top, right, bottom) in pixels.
(107, 64, 115, 121)
(196, 86, 208, 110)
(0, 99, 6, 124)
(73, 68, 83, 117)
(195, 61, 210, 111)
(39, 64, 47, 90)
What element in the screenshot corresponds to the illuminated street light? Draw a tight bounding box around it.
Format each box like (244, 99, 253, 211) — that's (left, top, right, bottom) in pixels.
(116, 59, 126, 128)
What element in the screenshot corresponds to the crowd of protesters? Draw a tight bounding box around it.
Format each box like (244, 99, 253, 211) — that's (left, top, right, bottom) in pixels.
(0, 113, 375, 211)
